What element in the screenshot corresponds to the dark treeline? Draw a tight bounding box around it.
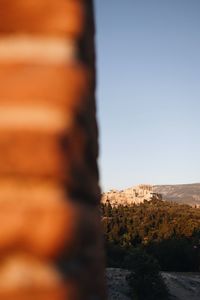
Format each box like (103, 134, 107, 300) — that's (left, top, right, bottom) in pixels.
(101, 198, 200, 271)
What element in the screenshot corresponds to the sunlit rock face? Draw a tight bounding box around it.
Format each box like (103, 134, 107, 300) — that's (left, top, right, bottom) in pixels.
(0, 1, 106, 299)
(102, 184, 162, 207)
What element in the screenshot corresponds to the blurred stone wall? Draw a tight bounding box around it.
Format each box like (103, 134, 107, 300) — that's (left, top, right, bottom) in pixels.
(0, 1, 106, 299)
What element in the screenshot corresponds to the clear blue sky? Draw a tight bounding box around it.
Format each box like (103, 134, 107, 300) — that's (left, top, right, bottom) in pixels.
(94, 0, 200, 191)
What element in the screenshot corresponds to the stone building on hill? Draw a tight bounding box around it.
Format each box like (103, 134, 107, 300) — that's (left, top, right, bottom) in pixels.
(102, 185, 162, 206)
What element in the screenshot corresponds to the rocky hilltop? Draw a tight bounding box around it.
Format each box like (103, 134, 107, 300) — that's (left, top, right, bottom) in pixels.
(102, 183, 200, 207)
(102, 185, 161, 206)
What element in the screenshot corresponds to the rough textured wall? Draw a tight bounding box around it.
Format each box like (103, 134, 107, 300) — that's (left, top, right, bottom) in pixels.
(0, 1, 106, 299)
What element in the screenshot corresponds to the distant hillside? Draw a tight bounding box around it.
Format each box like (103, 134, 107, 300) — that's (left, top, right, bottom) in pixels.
(153, 183, 200, 206)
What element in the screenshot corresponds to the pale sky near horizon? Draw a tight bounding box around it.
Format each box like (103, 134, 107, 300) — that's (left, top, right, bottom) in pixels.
(94, 0, 200, 192)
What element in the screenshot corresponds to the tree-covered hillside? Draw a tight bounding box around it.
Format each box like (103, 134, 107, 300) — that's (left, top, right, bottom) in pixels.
(101, 198, 200, 271)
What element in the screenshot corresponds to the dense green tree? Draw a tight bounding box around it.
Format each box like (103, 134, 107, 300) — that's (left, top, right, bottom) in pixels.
(124, 249, 169, 300)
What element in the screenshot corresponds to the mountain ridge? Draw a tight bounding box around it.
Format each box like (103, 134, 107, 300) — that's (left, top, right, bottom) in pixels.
(153, 182, 200, 206)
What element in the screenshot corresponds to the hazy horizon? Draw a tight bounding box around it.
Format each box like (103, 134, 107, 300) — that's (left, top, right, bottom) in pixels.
(95, 0, 200, 192)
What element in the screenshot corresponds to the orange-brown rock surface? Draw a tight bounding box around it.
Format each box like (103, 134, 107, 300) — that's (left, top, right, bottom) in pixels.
(0, 0, 85, 37)
(0, 0, 106, 299)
